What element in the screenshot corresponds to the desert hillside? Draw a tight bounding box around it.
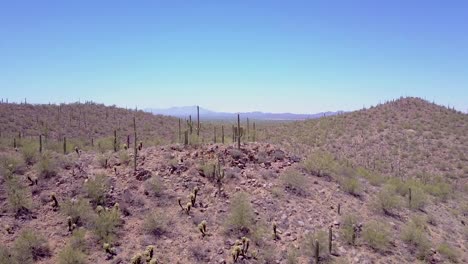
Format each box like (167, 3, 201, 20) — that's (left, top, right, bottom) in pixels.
(0, 98, 467, 264)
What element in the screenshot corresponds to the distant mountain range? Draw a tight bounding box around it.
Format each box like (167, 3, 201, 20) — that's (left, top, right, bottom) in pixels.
(145, 106, 343, 120)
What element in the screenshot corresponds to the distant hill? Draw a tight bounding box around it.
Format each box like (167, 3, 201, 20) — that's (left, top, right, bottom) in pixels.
(264, 97, 468, 181)
(145, 106, 343, 120)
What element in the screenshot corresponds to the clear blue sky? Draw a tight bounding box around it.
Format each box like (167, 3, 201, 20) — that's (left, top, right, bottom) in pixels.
(1, 0, 467, 113)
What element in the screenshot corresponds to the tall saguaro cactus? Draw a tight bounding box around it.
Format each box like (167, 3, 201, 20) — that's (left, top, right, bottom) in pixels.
(197, 106, 200, 136)
(247, 118, 250, 141)
(63, 137, 67, 154)
(237, 114, 241, 149)
(39, 135, 43, 153)
(221, 125, 224, 144)
(133, 117, 137, 172)
(178, 118, 181, 143)
(114, 130, 118, 152)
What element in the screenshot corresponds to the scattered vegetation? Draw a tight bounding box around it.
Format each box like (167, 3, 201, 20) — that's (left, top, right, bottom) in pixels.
(92, 205, 122, 243)
(401, 215, 431, 260)
(84, 173, 110, 206)
(143, 210, 169, 236)
(362, 220, 391, 252)
(226, 192, 254, 234)
(280, 168, 307, 195)
(12, 229, 50, 264)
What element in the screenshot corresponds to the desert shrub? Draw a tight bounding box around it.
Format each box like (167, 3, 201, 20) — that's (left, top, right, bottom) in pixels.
(143, 210, 169, 236)
(84, 173, 109, 206)
(286, 246, 299, 264)
(200, 160, 216, 179)
(118, 150, 130, 166)
(338, 170, 361, 196)
(302, 151, 337, 176)
(408, 187, 427, 210)
(144, 176, 165, 197)
(362, 221, 391, 251)
(92, 207, 121, 243)
(96, 137, 114, 153)
(226, 192, 254, 233)
(424, 181, 451, 202)
(401, 216, 431, 260)
(6, 177, 31, 214)
(96, 153, 110, 168)
(58, 245, 86, 264)
(21, 142, 38, 165)
(12, 229, 50, 264)
(437, 243, 460, 263)
(272, 149, 285, 160)
(0, 154, 26, 176)
(0, 245, 12, 264)
(36, 152, 58, 179)
(356, 167, 385, 186)
(387, 178, 408, 196)
(189, 134, 201, 146)
(61, 198, 93, 226)
(303, 230, 328, 258)
(69, 229, 87, 252)
(341, 214, 359, 245)
(229, 149, 244, 160)
(58, 154, 76, 170)
(280, 168, 307, 195)
(373, 185, 401, 215)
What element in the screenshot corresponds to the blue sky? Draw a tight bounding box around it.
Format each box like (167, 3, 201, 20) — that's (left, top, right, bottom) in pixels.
(0, 0, 467, 113)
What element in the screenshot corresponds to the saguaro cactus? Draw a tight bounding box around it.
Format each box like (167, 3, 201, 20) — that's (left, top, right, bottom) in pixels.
(237, 114, 241, 149)
(221, 125, 225, 144)
(329, 226, 333, 253)
(133, 117, 137, 172)
(63, 137, 67, 154)
(253, 122, 256, 141)
(113, 130, 117, 152)
(214, 127, 217, 143)
(178, 118, 181, 143)
(39, 135, 43, 153)
(247, 118, 250, 141)
(315, 239, 320, 263)
(197, 105, 200, 136)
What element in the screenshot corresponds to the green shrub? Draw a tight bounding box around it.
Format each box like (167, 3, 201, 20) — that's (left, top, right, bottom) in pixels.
(408, 187, 427, 210)
(92, 207, 121, 243)
(280, 168, 307, 195)
(201, 161, 216, 178)
(21, 142, 38, 165)
(0, 245, 12, 264)
(302, 230, 328, 258)
(302, 151, 337, 177)
(36, 152, 58, 179)
(6, 177, 31, 214)
(373, 185, 401, 215)
(362, 221, 391, 251)
(339, 174, 361, 196)
(69, 229, 87, 252)
(144, 176, 165, 197)
(13, 229, 50, 264)
(226, 192, 254, 233)
(425, 181, 452, 202)
(341, 214, 359, 245)
(143, 210, 169, 236)
(84, 173, 109, 206)
(437, 243, 460, 263)
(61, 198, 93, 226)
(0, 154, 26, 176)
(286, 247, 299, 264)
(401, 216, 431, 260)
(96, 153, 110, 168)
(58, 246, 86, 264)
(356, 167, 385, 186)
(96, 137, 114, 153)
(118, 150, 130, 166)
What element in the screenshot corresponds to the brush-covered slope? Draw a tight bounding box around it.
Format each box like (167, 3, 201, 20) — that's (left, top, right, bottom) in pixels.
(0, 102, 179, 145)
(263, 97, 468, 182)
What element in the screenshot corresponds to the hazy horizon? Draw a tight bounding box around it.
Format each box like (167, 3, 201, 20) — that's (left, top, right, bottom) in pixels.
(1, 1, 467, 113)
